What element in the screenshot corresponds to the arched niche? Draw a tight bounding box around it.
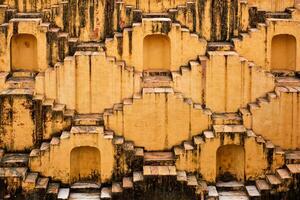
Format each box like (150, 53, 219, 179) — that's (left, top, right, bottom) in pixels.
(216, 144, 245, 181)
(143, 34, 171, 71)
(70, 146, 101, 183)
(271, 34, 296, 71)
(10, 34, 38, 72)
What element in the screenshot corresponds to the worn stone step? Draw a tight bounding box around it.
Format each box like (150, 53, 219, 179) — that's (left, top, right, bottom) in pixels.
(207, 42, 234, 51)
(266, 174, 282, 186)
(218, 191, 249, 200)
(177, 170, 187, 182)
(173, 145, 184, 156)
(73, 114, 104, 126)
(122, 177, 133, 189)
(286, 164, 300, 174)
(40, 142, 50, 152)
(112, 182, 123, 194)
(213, 125, 246, 133)
(23, 172, 38, 190)
(187, 175, 198, 186)
(68, 192, 100, 200)
(15, 12, 43, 18)
(207, 186, 219, 199)
(50, 137, 60, 146)
(70, 126, 103, 134)
(255, 179, 271, 192)
(60, 131, 71, 140)
(76, 42, 103, 52)
(11, 71, 36, 78)
(245, 185, 260, 197)
(70, 182, 101, 192)
(43, 98, 55, 107)
(53, 103, 66, 113)
(46, 182, 60, 196)
(0, 167, 27, 179)
(143, 165, 177, 176)
(0, 88, 34, 96)
(144, 151, 175, 165)
(112, 136, 124, 145)
(216, 181, 244, 191)
(135, 147, 144, 157)
(100, 187, 112, 199)
(212, 113, 243, 125)
(29, 149, 40, 158)
(203, 131, 215, 140)
(193, 135, 204, 145)
(0, 153, 29, 167)
(35, 177, 49, 190)
(276, 169, 292, 180)
(6, 77, 35, 89)
(133, 171, 144, 182)
(183, 141, 194, 151)
(58, 188, 70, 200)
(265, 12, 292, 19)
(285, 151, 300, 164)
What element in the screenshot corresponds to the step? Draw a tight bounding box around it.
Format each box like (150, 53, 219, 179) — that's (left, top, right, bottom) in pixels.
(23, 172, 38, 190)
(143, 165, 177, 176)
(133, 171, 144, 182)
(100, 187, 112, 199)
(286, 164, 300, 174)
(40, 142, 50, 151)
(212, 113, 243, 125)
(216, 181, 244, 191)
(207, 42, 234, 51)
(265, 12, 292, 19)
(207, 186, 219, 199)
(11, 71, 36, 78)
(122, 177, 133, 189)
(144, 151, 175, 165)
(213, 125, 246, 133)
(73, 114, 104, 126)
(0, 167, 27, 178)
(142, 87, 174, 94)
(57, 188, 70, 200)
(245, 185, 260, 197)
(70, 126, 103, 134)
(266, 174, 281, 186)
(285, 151, 300, 164)
(135, 147, 144, 157)
(0, 153, 29, 167)
(68, 192, 100, 200)
(6, 77, 35, 89)
(276, 169, 292, 180)
(15, 12, 43, 18)
(46, 182, 60, 196)
(203, 131, 215, 139)
(183, 141, 194, 151)
(255, 179, 271, 192)
(177, 170, 187, 182)
(187, 175, 198, 186)
(143, 74, 172, 88)
(76, 42, 103, 52)
(35, 177, 49, 190)
(0, 88, 34, 96)
(218, 191, 249, 200)
(53, 103, 66, 113)
(71, 182, 101, 192)
(112, 182, 123, 194)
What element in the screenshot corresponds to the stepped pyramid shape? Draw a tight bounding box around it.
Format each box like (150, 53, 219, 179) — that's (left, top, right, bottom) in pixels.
(1, 0, 300, 199)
